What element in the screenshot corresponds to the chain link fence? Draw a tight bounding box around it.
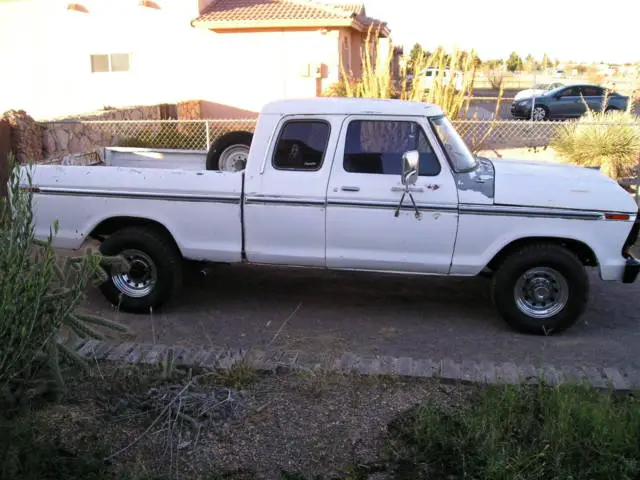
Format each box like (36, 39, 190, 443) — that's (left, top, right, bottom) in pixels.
(40, 117, 640, 158)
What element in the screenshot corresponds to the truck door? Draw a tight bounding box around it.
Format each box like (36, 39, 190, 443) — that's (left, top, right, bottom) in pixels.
(325, 115, 459, 274)
(242, 115, 338, 266)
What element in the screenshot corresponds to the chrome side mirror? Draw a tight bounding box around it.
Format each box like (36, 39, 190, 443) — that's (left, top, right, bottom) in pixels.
(401, 150, 419, 186)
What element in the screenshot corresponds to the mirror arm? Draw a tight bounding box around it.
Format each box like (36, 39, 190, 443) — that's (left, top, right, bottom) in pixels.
(394, 187, 422, 219)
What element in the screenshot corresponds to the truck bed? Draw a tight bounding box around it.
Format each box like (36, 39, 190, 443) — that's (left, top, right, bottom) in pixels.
(102, 147, 207, 171)
(26, 159, 244, 263)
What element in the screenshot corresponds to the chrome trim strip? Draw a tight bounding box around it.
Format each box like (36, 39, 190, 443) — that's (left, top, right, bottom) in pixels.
(35, 187, 240, 204)
(460, 204, 604, 220)
(328, 200, 458, 212)
(245, 197, 325, 207)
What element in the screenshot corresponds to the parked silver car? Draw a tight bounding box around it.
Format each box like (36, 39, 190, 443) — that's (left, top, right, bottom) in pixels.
(511, 84, 630, 120)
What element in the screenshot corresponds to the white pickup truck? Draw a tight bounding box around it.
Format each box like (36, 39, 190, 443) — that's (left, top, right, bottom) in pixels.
(22, 98, 640, 335)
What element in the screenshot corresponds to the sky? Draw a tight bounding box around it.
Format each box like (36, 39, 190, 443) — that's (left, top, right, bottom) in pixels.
(361, 0, 640, 64)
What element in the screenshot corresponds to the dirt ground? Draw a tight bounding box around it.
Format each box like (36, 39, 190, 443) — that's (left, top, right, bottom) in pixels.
(25, 364, 475, 479)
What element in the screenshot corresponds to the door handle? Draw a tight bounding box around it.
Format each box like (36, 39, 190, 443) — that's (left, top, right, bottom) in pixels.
(341, 186, 360, 192)
(391, 186, 424, 193)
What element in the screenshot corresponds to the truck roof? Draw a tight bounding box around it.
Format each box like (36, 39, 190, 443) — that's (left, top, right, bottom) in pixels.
(261, 97, 445, 118)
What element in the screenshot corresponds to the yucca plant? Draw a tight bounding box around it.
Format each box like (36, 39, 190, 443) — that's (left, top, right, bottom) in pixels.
(0, 155, 131, 402)
(334, 26, 478, 120)
(551, 96, 640, 180)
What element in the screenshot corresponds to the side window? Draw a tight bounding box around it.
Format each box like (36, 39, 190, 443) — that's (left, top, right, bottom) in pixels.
(559, 87, 579, 97)
(272, 120, 330, 171)
(343, 120, 441, 176)
(581, 86, 603, 96)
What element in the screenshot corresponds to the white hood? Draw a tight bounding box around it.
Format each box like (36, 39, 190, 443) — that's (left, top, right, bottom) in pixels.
(514, 89, 546, 100)
(491, 159, 638, 213)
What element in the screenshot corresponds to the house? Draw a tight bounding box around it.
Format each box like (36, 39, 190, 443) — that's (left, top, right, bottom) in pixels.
(0, 0, 394, 120)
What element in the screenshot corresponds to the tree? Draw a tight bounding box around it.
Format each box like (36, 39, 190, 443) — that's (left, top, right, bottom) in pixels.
(485, 59, 504, 70)
(408, 43, 426, 71)
(506, 52, 523, 72)
(541, 53, 551, 71)
(524, 54, 537, 72)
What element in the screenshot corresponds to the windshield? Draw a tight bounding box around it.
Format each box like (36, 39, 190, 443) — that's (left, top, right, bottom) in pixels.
(429, 115, 478, 172)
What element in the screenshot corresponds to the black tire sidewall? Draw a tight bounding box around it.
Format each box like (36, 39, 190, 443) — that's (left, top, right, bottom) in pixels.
(98, 228, 181, 313)
(492, 246, 589, 334)
(206, 131, 253, 171)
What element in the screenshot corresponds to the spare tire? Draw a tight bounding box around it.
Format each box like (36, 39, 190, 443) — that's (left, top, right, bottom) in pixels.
(206, 131, 253, 172)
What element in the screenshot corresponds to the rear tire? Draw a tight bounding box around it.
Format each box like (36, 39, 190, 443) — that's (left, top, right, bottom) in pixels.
(98, 227, 183, 313)
(206, 131, 253, 172)
(491, 243, 589, 335)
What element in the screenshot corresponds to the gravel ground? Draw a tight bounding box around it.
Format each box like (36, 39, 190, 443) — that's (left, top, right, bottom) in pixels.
(81, 261, 640, 372)
(34, 367, 472, 479)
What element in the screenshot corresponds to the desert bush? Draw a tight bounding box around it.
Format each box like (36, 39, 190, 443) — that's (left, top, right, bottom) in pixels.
(551, 108, 640, 180)
(385, 382, 640, 479)
(487, 68, 506, 90)
(0, 155, 130, 402)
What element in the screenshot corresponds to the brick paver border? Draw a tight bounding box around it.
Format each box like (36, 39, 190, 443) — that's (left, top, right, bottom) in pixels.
(66, 337, 639, 393)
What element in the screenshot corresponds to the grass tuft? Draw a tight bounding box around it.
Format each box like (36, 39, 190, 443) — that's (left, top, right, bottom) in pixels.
(384, 382, 640, 480)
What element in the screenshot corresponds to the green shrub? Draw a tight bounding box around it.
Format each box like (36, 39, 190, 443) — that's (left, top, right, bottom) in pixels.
(0, 155, 131, 402)
(385, 383, 640, 480)
(551, 108, 640, 180)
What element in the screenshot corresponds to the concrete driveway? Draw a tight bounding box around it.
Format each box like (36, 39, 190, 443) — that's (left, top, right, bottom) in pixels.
(83, 263, 640, 371)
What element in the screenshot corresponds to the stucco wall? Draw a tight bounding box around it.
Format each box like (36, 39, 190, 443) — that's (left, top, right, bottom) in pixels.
(0, 1, 347, 120)
(199, 28, 341, 114)
(0, 0, 211, 119)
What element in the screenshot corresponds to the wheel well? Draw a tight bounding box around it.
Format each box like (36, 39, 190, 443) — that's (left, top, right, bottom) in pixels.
(487, 237, 598, 271)
(89, 217, 181, 253)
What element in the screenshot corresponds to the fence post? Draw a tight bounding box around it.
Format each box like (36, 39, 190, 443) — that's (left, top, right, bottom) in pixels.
(205, 120, 210, 151)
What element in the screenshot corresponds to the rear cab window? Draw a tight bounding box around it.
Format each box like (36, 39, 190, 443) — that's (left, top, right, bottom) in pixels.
(272, 120, 331, 171)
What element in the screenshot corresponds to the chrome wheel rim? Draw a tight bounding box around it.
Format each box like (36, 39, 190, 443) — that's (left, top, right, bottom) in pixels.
(514, 267, 568, 319)
(532, 107, 546, 121)
(218, 145, 249, 172)
(111, 249, 157, 298)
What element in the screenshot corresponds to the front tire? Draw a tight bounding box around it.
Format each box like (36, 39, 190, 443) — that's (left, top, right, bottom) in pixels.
(491, 244, 589, 335)
(531, 105, 549, 121)
(98, 227, 183, 313)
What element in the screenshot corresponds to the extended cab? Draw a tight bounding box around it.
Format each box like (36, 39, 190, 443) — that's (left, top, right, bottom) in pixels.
(21, 98, 640, 335)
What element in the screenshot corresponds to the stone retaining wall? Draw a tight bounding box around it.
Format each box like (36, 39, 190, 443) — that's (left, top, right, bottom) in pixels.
(177, 100, 201, 120)
(41, 105, 162, 161)
(1, 109, 43, 164)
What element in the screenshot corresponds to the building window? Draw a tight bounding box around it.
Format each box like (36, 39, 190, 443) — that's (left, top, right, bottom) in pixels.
(90, 54, 130, 73)
(272, 120, 331, 171)
(343, 120, 441, 176)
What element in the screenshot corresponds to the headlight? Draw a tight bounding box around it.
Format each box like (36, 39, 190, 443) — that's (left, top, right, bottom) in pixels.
(517, 100, 531, 106)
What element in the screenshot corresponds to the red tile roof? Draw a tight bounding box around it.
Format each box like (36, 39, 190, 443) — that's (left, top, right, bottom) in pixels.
(192, 0, 388, 35)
